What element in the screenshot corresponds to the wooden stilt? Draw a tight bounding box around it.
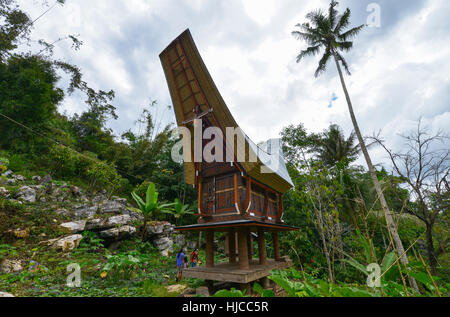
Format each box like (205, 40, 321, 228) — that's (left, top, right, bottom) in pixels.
(258, 228, 267, 265)
(272, 232, 281, 261)
(228, 230, 236, 264)
(240, 282, 251, 295)
(261, 277, 270, 289)
(237, 229, 249, 270)
(206, 230, 214, 267)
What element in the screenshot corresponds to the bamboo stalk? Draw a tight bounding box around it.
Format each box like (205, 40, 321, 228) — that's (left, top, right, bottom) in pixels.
(417, 252, 441, 297)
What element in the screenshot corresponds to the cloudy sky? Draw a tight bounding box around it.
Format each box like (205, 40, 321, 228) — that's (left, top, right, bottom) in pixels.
(17, 0, 450, 167)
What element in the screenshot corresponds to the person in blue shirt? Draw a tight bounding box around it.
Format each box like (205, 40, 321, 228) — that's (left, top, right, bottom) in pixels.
(176, 248, 185, 282)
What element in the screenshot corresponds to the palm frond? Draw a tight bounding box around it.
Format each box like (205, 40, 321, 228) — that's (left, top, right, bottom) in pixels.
(338, 24, 365, 41)
(334, 8, 351, 34)
(328, 0, 339, 29)
(294, 2, 364, 79)
(335, 40, 353, 52)
(300, 22, 328, 42)
(306, 9, 326, 28)
(296, 45, 321, 63)
(314, 48, 332, 78)
(292, 28, 322, 46)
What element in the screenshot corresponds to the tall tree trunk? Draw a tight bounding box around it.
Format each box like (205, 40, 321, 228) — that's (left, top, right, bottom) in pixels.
(425, 224, 438, 275)
(314, 207, 334, 283)
(332, 51, 419, 292)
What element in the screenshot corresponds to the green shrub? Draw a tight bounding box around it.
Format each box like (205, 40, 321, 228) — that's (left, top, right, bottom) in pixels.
(7, 154, 26, 172)
(48, 144, 80, 178)
(142, 279, 170, 297)
(213, 288, 247, 297)
(0, 156, 9, 173)
(102, 250, 152, 282)
(79, 231, 105, 251)
(85, 160, 123, 195)
(0, 244, 17, 260)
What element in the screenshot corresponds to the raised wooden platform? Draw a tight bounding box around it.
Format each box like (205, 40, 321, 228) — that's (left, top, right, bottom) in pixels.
(182, 258, 293, 283)
(175, 220, 299, 232)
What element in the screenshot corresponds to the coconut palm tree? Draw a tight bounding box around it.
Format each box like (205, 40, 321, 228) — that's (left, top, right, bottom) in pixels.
(313, 124, 359, 167)
(313, 124, 361, 225)
(292, 0, 418, 291)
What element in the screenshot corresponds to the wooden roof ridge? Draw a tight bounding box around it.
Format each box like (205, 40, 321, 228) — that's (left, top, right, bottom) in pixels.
(159, 29, 293, 193)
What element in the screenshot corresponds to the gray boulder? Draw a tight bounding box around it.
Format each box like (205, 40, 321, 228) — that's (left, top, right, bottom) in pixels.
(85, 215, 131, 231)
(153, 237, 173, 256)
(51, 234, 83, 252)
(112, 197, 128, 205)
(30, 185, 45, 201)
(16, 186, 36, 203)
(0, 259, 23, 274)
(146, 222, 174, 237)
(98, 200, 127, 214)
(32, 175, 42, 182)
(73, 204, 98, 219)
(59, 220, 87, 234)
(5, 178, 16, 185)
(98, 225, 136, 241)
(14, 175, 26, 182)
(0, 187, 9, 198)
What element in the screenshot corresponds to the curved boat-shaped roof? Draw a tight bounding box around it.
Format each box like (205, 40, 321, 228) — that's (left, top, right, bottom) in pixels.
(159, 29, 293, 193)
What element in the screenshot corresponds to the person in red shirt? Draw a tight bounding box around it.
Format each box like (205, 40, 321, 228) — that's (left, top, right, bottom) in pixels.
(190, 249, 199, 267)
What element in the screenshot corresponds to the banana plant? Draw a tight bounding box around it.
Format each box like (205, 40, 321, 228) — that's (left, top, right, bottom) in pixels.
(129, 182, 174, 239)
(163, 198, 194, 226)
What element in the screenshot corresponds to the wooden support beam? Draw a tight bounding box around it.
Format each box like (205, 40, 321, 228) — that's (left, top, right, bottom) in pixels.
(247, 229, 253, 262)
(228, 230, 236, 264)
(272, 232, 281, 261)
(234, 173, 241, 214)
(206, 230, 214, 267)
(257, 228, 267, 265)
(237, 228, 249, 270)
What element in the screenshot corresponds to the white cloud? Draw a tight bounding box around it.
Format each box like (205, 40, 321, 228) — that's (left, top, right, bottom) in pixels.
(241, 0, 277, 26)
(14, 0, 449, 169)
